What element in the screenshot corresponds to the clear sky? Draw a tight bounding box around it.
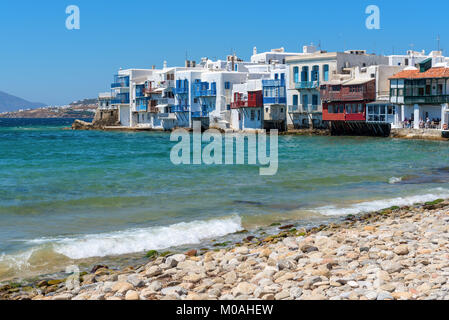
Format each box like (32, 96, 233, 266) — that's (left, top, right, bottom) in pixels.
(0, 0, 447, 105)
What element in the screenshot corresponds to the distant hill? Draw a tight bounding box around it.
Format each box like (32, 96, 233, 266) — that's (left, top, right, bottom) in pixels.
(0, 91, 46, 112)
(70, 98, 98, 106)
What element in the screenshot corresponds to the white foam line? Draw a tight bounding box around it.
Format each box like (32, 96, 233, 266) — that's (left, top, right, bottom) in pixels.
(29, 215, 243, 260)
(313, 189, 449, 216)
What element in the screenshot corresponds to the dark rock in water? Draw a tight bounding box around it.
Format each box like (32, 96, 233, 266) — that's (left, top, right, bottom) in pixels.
(360, 247, 370, 252)
(246, 236, 255, 242)
(234, 200, 264, 206)
(301, 245, 319, 253)
(279, 224, 294, 230)
(91, 265, 109, 273)
(36, 280, 48, 287)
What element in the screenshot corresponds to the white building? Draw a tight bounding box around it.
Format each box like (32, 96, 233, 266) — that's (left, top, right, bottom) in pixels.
(388, 50, 446, 68)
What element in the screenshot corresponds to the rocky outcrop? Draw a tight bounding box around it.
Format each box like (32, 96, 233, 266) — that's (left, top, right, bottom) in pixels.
(390, 128, 448, 141)
(72, 109, 119, 130)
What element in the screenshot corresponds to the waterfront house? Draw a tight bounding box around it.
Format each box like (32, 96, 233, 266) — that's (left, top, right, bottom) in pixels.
(286, 50, 388, 129)
(390, 59, 449, 130)
(230, 80, 264, 131)
(111, 69, 155, 127)
(98, 92, 113, 110)
(136, 67, 177, 130)
(321, 65, 403, 126)
(230, 67, 287, 131)
(194, 69, 247, 130)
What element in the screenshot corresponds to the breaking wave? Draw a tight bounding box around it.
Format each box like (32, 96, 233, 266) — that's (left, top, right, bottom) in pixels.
(0, 216, 242, 280)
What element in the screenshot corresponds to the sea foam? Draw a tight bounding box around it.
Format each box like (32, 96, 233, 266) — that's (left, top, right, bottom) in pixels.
(27, 215, 244, 260)
(313, 189, 449, 216)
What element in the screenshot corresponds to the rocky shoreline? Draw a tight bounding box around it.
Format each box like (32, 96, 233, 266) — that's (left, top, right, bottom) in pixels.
(2, 199, 449, 301)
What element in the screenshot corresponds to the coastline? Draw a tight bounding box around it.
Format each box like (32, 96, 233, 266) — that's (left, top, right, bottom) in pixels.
(2, 198, 449, 300)
(70, 119, 449, 141)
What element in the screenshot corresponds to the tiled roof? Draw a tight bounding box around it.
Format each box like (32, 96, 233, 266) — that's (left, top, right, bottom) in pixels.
(390, 67, 449, 80)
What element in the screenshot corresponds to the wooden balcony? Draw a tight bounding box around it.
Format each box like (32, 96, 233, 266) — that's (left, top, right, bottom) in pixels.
(320, 80, 376, 102)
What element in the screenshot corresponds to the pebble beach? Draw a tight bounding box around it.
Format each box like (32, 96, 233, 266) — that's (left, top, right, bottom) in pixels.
(2, 198, 449, 301)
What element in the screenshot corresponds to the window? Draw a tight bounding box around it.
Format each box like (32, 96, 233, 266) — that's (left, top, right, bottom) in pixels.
(312, 65, 319, 82)
(331, 85, 340, 91)
(225, 82, 231, 90)
(293, 95, 299, 106)
(257, 110, 261, 121)
(323, 65, 329, 81)
(302, 95, 309, 109)
(250, 110, 255, 121)
(338, 105, 344, 113)
(301, 66, 309, 82)
(194, 98, 198, 103)
(281, 108, 284, 113)
(312, 95, 318, 106)
(293, 67, 299, 83)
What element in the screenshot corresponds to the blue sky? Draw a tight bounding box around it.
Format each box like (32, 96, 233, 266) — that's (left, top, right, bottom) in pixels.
(0, 0, 447, 105)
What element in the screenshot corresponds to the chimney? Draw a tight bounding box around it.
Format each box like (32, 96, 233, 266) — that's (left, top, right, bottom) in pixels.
(253, 46, 257, 55)
(163, 61, 167, 69)
(152, 65, 156, 70)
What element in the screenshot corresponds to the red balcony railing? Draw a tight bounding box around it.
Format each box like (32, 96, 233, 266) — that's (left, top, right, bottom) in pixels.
(320, 80, 376, 102)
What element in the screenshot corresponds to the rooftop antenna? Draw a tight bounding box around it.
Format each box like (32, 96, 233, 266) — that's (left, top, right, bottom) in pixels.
(318, 40, 322, 51)
(437, 34, 441, 52)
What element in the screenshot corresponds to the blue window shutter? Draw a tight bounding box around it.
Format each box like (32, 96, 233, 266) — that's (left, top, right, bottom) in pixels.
(293, 95, 298, 106)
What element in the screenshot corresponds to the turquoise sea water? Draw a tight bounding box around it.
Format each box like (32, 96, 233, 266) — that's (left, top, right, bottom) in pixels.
(1, 118, 449, 281)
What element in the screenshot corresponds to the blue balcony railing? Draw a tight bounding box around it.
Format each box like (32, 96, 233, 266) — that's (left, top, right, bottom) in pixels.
(111, 93, 130, 104)
(193, 82, 217, 97)
(111, 75, 130, 88)
(262, 79, 286, 87)
(174, 87, 189, 94)
(194, 89, 217, 97)
(171, 105, 190, 112)
(191, 111, 209, 118)
(295, 81, 320, 89)
(263, 97, 287, 104)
